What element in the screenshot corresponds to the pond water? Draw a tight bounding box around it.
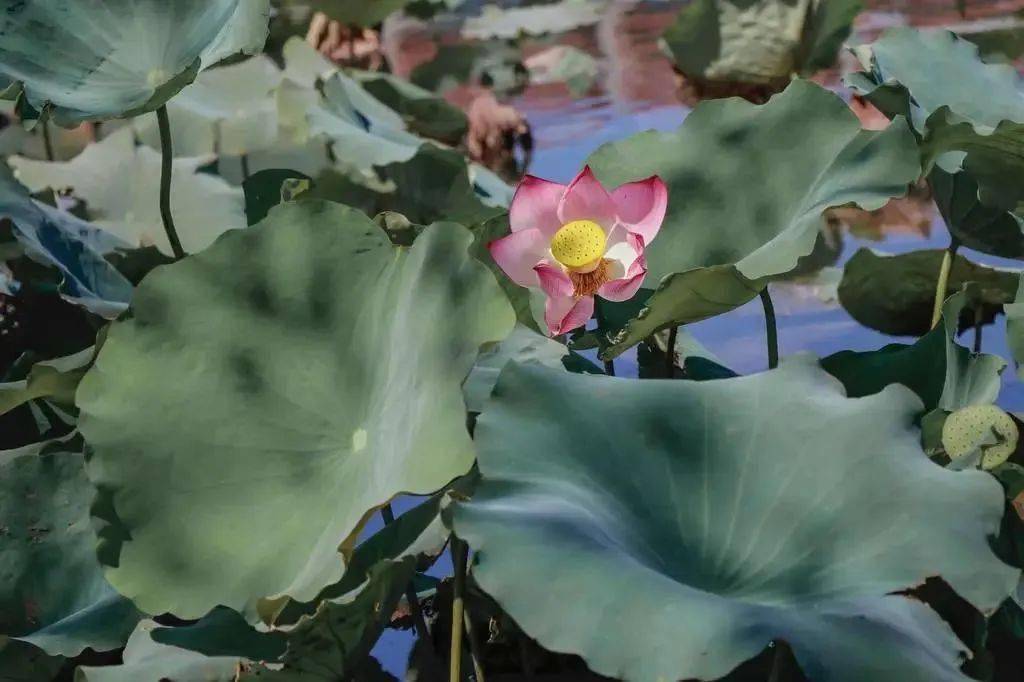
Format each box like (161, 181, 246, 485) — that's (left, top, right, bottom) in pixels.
(373, 0, 1024, 674)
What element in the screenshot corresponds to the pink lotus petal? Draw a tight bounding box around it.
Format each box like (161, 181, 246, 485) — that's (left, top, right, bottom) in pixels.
(534, 263, 574, 298)
(625, 233, 646, 277)
(598, 232, 647, 302)
(602, 226, 642, 279)
(557, 166, 616, 229)
(510, 175, 565, 235)
(487, 228, 549, 288)
(598, 266, 647, 302)
(612, 176, 668, 243)
(545, 294, 594, 336)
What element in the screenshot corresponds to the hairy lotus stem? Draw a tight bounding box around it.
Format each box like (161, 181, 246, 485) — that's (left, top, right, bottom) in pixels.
(380, 504, 434, 653)
(451, 537, 469, 682)
(464, 608, 486, 682)
(929, 238, 960, 330)
(156, 105, 186, 260)
(759, 288, 779, 370)
(594, 303, 616, 376)
(974, 305, 984, 353)
(41, 120, 54, 162)
(665, 325, 678, 377)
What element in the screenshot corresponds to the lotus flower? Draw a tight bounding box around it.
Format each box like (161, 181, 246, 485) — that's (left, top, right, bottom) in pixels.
(488, 166, 667, 335)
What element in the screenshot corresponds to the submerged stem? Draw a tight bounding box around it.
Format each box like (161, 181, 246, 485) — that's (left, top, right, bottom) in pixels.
(929, 238, 960, 330)
(759, 288, 779, 370)
(156, 105, 185, 260)
(450, 537, 469, 682)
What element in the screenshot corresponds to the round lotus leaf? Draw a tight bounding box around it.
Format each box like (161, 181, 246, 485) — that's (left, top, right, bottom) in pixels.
(454, 356, 1019, 682)
(588, 79, 919, 285)
(943, 404, 1019, 470)
(77, 200, 515, 619)
(586, 79, 919, 356)
(848, 28, 1024, 213)
(837, 248, 1017, 336)
(0, 1, 271, 125)
(0, 446, 140, 656)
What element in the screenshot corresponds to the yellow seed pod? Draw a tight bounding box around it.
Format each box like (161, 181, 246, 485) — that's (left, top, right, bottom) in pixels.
(550, 220, 606, 269)
(942, 404, 1019, 470)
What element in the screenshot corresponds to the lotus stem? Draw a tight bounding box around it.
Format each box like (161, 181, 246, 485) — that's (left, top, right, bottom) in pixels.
(929, 238, 960, 330)
(767, 642, 784, 682)
(41, 120, 54, 161)
(973, 305, 984, 353)
(240, 153, 251, 182)
(665, 325, 678, 377)
(450, 537, 469, 682)
(380, 504, 433, 650)
(594, 304, 616, 376)
(156, 105, 186, 260)
(759, 288, 779, 370)
(463, 607, 486, 682)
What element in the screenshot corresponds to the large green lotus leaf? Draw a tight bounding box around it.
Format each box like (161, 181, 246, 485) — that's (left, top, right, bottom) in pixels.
(0, 1, 270, 126)
(0, 446, 141, 656)
(825, 289, 1005, 412)
(10, 128, 246, 256)
(838, 248, 1018, 336)
(454, 357, 1018, 682)
(587, 80, 919, 355)
(464, 324, 568, 413)
(75, 620, 243, 682)
(590, 80, 919, 283)
(848, 28, 1024, 212)
(134, 56, 283, 158)
(0, 639, 64, 681)
(76, 200, 515, 619)
(931, 167, 1024, 259)
(665, 0, 861, 85)
(239, 559, 415, 681)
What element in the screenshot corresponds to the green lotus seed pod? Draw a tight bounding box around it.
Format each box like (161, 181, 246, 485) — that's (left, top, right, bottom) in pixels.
(942, 404, 1018, 470)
